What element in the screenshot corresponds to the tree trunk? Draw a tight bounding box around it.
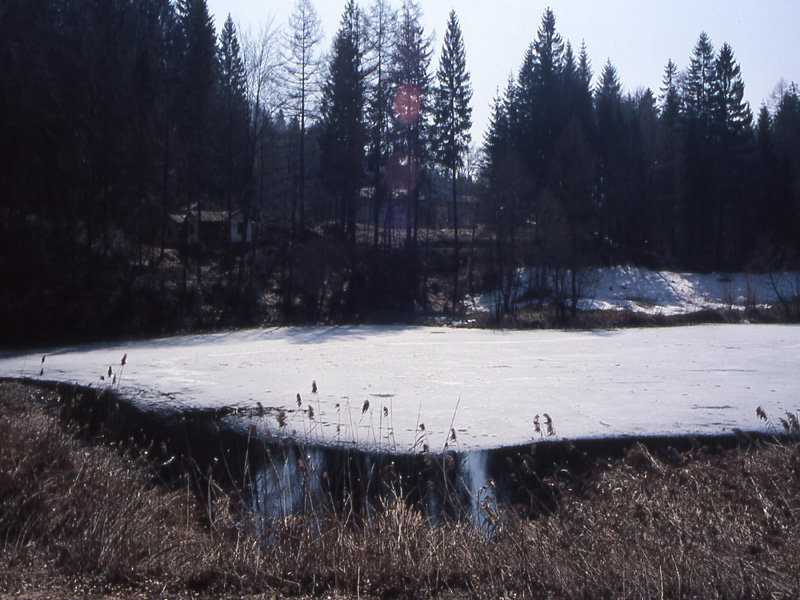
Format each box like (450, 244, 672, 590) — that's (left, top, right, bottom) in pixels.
(451, 165, 459, 312)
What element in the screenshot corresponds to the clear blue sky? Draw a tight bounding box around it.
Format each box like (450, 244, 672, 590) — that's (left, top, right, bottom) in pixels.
(207, 0, 800, 142)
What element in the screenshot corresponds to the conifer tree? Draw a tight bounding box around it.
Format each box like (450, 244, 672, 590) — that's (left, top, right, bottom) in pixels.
(176, 0, 218, 129)
(681, 33, 717, 266)
(532, 9, 565, 90)
(578, 41, 593, 90)
(710, 42, 753, 265)
(131, 0, 180, 259)
(516, 8, 565, 187)
(319, 0, 366, 244)
(482, 79, 525, 317)
(483, 78, 516, 178)
(515, 45, 537, 164)
(656, 58, 686, 259)
(683, 32, 715, 127)
(548, 119, 595, 317)
(389, 0, 432, 245)
(594, 60, 625, 245)
(562, 41, 593, 134)
(219, 15, 247, 106)
(712, 43, 752, 138)
(433, 10, 472, 311)
(176, 0, 218, 283)
(633, 88, 661, 253)
(218, 14, 249, 281)
(764, 85, 800, 256)
(364, 0, 397, 248)
(385, 0, 432, 310)
(660, 59, 681, 126)
(561, 42, 577, 116)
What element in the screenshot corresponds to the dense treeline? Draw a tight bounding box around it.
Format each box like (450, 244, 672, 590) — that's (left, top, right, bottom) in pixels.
(1, 1, 798, 342)
(483, 10, 800, 316)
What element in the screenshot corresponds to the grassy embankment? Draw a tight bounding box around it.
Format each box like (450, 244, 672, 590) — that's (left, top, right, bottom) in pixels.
(1, 380, 799, 599)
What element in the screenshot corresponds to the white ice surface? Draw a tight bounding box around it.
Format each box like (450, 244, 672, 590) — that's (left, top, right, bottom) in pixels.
(2, 324, 798, 451)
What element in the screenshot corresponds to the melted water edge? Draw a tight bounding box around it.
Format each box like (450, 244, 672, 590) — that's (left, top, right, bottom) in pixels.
(51, 380, 766, 527)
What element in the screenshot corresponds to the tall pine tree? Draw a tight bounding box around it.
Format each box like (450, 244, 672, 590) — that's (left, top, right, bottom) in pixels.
(218, 14, 249, 282)
(433, 10, 472, 311)
(682, 33, 716, 266)
(516, 8, 565, 185)
(319, 0, 366, 245)
(711, 42, 753, 266)
(363, 0, 396, 248)
(683, 32, 715, 127)
(712, 43, 752, 137)
(594, 60, 625, 248)
(389, 0, 432, 245)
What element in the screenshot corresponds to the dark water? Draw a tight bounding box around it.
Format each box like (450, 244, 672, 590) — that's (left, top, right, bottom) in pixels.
(48, 380, 762, 525)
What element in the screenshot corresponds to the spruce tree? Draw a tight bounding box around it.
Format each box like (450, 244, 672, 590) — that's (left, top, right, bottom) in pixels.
(386, 0, 432, 310)
(683, 32, 715, 128)
(319, 0, 366, 244)
(656, 58, 686, 261)
(363, 0, 396, 248)
(516, 8, 565, 188)
(389, 0, 432, 245)
(561, 42, 578, 119)
(433, 10, 472, 311)
(578, 41, 593, 90)
(710, 42, 753, 266)
(563, 41, 593, 134)
(712, 43, 752, 138)
(594, 60, 625, 246)
(176, 0, 218, 128)
(218, 15, 247, 105)
(131, 0, 180, 259)
(660, 59, 681, 126)
(483, 79, 516, 178)
(218, 14, 249, 282)
(515, 45, 538, 167)
(681, 33, 717, 266)
(482, 79, 524, 317)
(176, 0, 218, 283)
(548, 120, 595, 317)
(633, 88, 661, 254)
(768, 85, 800, 256)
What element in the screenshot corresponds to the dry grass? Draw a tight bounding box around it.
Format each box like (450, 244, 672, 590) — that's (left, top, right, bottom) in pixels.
(0, 382, 266, 597)
(2, 380, 799, 599)
(482, 442, 800, 598)
(253, 441, 800, 599)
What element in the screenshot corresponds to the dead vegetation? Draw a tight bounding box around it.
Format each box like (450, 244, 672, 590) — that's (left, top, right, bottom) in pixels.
(1, 380, 799, 599)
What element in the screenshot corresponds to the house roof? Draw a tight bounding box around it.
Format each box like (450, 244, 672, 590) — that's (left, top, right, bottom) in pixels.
(199, 211, 228, 223)
(169, 207, 254, 224)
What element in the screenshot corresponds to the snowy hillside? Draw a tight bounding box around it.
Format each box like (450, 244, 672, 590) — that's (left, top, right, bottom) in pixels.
(472, 267, 800, 316)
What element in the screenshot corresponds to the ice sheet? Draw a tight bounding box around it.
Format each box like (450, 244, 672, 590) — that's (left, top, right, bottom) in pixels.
(2, 324, 798, 451)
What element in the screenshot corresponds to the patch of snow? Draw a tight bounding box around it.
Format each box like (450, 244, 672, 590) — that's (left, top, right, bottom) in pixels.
(1, 325, 798, 451)
(472, 266, 800, 316)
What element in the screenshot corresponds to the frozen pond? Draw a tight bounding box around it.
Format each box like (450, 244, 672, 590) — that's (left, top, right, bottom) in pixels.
(1, 324, 798, 451)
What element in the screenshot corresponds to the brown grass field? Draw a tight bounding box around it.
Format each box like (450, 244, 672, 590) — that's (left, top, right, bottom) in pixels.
(1, 380, 799, 599)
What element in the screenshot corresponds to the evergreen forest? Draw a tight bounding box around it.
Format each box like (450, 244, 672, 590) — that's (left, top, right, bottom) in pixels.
(2, 0, 799, 343)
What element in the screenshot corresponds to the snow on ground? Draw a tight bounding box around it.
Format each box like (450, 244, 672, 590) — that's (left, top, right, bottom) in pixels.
(1, 325, 798, 452)
(472, 267, 800, 316)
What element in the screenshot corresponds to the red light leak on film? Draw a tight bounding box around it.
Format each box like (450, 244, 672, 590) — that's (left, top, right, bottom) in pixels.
(392, 83, 421, 126)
